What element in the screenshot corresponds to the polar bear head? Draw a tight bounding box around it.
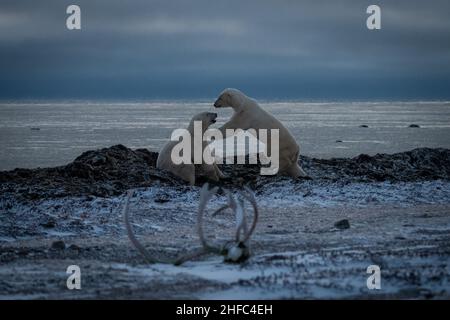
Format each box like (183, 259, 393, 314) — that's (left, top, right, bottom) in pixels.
(214, 88, 246, 109)
(190, 112, 217, 131)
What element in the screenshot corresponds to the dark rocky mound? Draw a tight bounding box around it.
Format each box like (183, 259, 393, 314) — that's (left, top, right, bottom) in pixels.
(0, 145, 182, 199)
(303, 147, 450, 183)
(1, 145, 449, 199)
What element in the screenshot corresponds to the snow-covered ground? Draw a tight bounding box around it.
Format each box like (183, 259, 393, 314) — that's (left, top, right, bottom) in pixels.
(1, 180, 449, 299)
(2, 180, 450, 242)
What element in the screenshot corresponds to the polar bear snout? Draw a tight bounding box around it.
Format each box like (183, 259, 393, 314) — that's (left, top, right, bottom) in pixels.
(209, 112, 217, 124)
(214, 93, 230, 108)
(213, 99, 222, 108)
(214, 97, 230, 108)
(192, 112, 217, 126)
(214, 88, 244, 109)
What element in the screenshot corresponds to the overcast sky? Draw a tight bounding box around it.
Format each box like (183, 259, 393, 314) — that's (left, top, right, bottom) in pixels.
(1, 0, 449, 100)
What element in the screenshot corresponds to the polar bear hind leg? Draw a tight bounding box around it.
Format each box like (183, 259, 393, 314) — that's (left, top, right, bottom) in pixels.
(174, 164, 196, 186)
(200, 163, 221, 182)
(285, 162, 308, 178)
(282, 148, 309, 178)
(213, 163, 226, 179)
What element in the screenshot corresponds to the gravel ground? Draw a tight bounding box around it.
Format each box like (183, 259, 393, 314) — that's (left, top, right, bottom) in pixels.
(0, 193, 449, 299)
(0, 146, 449, 299)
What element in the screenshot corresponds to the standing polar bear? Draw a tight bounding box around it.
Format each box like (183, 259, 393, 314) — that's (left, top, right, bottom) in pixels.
(157, 112, 224, 185)
(214, 88, 308, 178)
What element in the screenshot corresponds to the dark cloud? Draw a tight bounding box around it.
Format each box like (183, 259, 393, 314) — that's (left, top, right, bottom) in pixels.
(0, 0, 449, 99)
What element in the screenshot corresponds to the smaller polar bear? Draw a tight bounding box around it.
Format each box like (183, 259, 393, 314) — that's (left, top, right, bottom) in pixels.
(214, 88, 308, 178)
(157, 112, 224, 185)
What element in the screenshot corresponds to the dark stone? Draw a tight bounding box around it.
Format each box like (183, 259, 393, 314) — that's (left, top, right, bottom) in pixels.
(68, 244, 81, 251)
(51, 240, 66, 250)
(359, 125, 369, 128)
(41, 220, 56, 228)
(154, 193, 171, 203)
(409, 124, 420, 128)
(334, 219, 350, 230)
(355, 154, 372, 163)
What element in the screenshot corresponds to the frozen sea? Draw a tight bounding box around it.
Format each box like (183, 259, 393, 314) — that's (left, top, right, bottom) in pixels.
(0, 100, 450, 170)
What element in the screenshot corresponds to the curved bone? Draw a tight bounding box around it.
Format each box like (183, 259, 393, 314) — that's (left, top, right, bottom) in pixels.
(238, 186, 259, 244)
(173, 247, 209, 266)
(210, 188, 257, 244)
(123, 190, 157, 264)
(211, 204, 230, 217)
(234, 197, 246, 242)
(225, 190, 238, 211)
(221, 189, 243, 242)
(197, 183, 221, 253)
(125, 183, 258, 266)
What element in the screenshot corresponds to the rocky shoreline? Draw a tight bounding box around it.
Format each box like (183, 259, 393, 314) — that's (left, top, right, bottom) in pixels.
(1, 144, 450, 199)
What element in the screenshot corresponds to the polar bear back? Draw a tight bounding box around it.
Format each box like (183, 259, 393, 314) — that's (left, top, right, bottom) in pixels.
(241, 96, 299, 152)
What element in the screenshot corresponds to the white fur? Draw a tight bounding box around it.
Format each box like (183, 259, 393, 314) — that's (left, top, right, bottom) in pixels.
(156, 112, 224, 185)
(214, 88, 307, 178)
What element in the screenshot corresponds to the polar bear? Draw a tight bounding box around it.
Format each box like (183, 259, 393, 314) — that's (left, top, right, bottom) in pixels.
(214, 88, 308, 178)
(156, 112, 224, 185)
